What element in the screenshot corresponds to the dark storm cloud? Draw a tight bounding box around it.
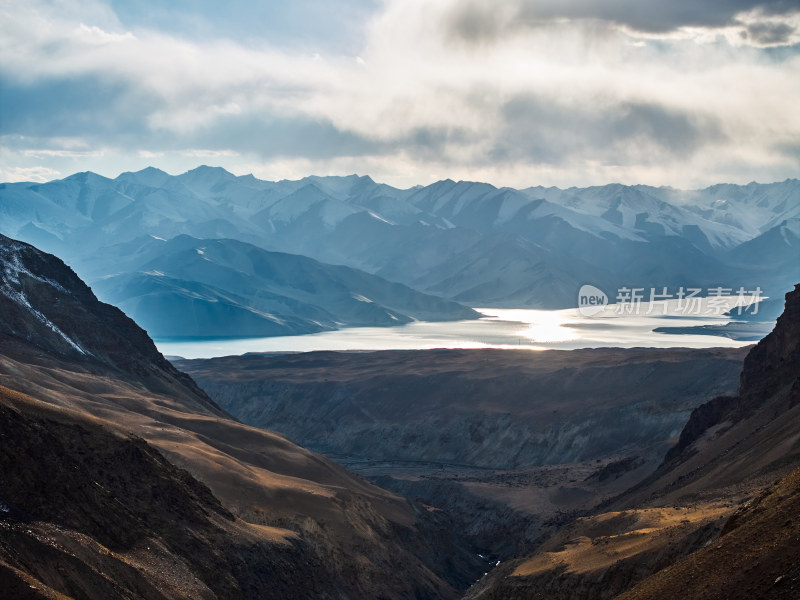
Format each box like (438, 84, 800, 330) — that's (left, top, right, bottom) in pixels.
(448, 0, 800, 42)
(490, 95, 727, 165)
(743, 21, 797, 44)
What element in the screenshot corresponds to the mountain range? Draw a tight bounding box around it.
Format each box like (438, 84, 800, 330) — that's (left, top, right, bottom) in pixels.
(1, 167, 797, 337)
(91, 235, 477, 338)
(1, 233, 799, 598)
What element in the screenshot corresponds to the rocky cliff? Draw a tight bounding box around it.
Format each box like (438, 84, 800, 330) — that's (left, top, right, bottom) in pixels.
(466, 283, 800, 599)
(653, 283, 800, 491)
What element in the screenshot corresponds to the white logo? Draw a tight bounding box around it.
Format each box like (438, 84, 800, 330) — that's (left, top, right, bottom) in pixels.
(578, 284, 608, 317)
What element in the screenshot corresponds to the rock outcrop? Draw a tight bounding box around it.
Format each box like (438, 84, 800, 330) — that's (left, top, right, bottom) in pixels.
(468, 283, 800, 599)
(659, 283, 800, 477)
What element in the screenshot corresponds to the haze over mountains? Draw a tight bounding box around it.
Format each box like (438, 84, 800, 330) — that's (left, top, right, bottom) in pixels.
(92, 235, 478, 338)
(1, 167, 797, 337)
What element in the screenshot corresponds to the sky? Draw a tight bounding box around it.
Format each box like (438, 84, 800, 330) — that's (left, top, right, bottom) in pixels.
(1, 0, 799, 188)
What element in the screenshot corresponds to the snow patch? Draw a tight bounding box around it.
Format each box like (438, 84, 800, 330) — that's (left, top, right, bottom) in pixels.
(1, 285, 88, 355)
(1, 245, 68, 293)
(1, 242, 89, 355)
(368, 211, 395, 226)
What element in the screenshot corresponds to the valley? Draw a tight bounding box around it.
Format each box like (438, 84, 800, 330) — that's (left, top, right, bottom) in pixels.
(0, 234, 485, 598)
(176, 346, 746, 558)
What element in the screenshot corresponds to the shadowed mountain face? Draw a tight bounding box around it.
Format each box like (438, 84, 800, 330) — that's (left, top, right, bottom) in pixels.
(90, 235, 478, 339)
(467, 283, 800, 599)
(0, 235, 484, 599)
(1, 168, 797, 318)
(0, 233, 216, 406)
(1, 233, 163, 368)
(630, 283, 800, 504)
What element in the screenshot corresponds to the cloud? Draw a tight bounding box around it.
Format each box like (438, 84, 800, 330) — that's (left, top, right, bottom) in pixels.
(491, 97, 726, 165)
(446, 0, 800, 42)
(182, 149, 240, 158)
(0, 76, 157, 138)
(23, 149, 105, 159)
(0, 0, 798, 188)
(743, 20, 797, 44)
(0, 166, 63, 183)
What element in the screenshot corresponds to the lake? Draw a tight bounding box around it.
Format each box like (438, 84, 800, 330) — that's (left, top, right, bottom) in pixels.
(155, 301, 764, 359)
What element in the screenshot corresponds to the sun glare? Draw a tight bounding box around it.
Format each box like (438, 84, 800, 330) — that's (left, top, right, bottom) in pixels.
(516, 317, 580, 343)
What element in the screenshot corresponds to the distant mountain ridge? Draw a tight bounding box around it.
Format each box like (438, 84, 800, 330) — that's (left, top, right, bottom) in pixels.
(1, 167, 797, 325)
(91, 235, 479, 338)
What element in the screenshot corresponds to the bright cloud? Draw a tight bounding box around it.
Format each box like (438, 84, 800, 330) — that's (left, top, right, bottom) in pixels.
(0, 0, 798, 187)
(0, 166, 63, 183)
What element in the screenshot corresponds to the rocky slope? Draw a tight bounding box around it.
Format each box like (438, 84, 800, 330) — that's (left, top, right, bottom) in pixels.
(466, 282, 800, 598)
(463, 504, 730, 600)
(617, 465, 800, 600)
(0, 233, 213, 400)
(625, 282, 800, 505)
(0, 385, 304, 600)
(0, 234, 483, 599)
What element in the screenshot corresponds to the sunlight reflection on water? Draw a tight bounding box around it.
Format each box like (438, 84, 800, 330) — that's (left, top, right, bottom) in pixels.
(477, 308, 581, 343)
(155, 301, 758, 359)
